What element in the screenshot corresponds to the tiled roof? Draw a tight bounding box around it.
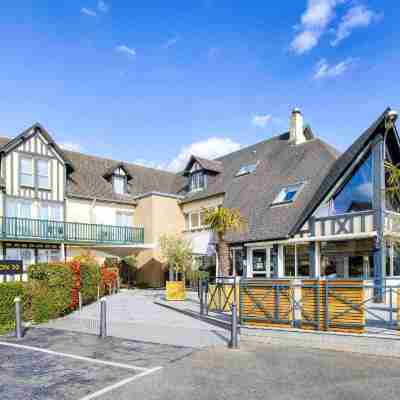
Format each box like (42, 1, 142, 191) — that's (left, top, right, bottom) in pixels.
(179, 130, 339, 242)
(183, 155, 223, 175)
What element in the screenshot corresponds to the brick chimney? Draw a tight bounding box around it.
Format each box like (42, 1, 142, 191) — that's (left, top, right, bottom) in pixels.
(289, 108, 307, 145)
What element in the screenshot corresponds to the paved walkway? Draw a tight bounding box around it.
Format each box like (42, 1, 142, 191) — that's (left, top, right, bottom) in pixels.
(41, 290, 229, 348)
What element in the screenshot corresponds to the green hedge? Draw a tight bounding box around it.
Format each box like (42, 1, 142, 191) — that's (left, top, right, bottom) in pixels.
(0, 282, 27, 334)
(27, 263, 75, 323)
(80, 261, 102, 305)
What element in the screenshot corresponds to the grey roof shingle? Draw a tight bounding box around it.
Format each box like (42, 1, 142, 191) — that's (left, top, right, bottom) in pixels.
(0, 135, 184, 205)
(179, 131, 339, 242)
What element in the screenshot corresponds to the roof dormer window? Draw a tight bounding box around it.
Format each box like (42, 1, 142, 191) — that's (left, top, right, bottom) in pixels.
(113, 174, 127, 195)
(190, 170, 206, 192)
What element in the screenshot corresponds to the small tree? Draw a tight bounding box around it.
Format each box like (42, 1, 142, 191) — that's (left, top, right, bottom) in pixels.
(121, 256, 138, 288)
(203, 207, 247, 277)
(160, 234, 193, 281)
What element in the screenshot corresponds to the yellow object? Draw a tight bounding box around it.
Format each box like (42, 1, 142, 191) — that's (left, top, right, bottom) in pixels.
(165, 281, 186, 301)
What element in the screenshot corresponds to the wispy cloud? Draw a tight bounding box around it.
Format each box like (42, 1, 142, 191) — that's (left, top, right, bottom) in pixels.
(251, 114, 272, 128)
(291, 0, 344, 54)
(313, 58, 354, 79)
(81, 7, 97, 17)
(167, 137, 242, 172)
(97, 0, 109, 13)
(115, 45, 136, 57)
(60, 142, 85, 152)
(163, 36, 180, 49)
(331, 4, 382, 46)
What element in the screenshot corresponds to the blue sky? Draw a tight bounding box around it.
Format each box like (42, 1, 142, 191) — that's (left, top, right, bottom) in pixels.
(0, 0, 398, 170)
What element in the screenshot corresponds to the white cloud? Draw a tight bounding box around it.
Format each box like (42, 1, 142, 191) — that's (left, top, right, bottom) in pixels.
(313, 57, 354, 79)
(133, 159, 166, 171)
(331, 5, 382, 46)
(97, 0, 109, 13)
(251, 114, 272, 128)
(81, 7, 97, 17)
(60, 142, 84, 152)
(163, 36, 180, 49)
(167, 137, 242, 172)
(291, 0, 345, 54)
(115, 45, 136, 57)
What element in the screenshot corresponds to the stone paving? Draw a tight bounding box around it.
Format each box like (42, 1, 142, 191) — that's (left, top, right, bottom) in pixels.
(41, 289, 229, 348)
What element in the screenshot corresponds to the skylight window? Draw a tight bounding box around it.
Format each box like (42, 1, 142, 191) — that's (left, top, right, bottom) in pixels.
(236, 163, 258, 177)
(272, 183, 304, 205)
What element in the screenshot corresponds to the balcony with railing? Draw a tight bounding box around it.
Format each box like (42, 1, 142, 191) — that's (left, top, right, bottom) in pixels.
(0, 216, 144, 245)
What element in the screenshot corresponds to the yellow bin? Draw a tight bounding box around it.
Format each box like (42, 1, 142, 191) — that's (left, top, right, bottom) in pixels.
(165, 281, 186, 301)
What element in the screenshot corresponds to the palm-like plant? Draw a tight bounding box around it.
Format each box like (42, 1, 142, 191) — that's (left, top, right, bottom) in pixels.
(203, 207, 247, 277)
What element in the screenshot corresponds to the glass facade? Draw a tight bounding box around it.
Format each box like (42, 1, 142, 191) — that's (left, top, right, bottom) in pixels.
(283, 244, 310, 277)
(331, 152, 373, 214)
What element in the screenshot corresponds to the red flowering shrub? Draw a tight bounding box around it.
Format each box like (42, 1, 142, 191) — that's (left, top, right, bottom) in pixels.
(101, 265, 119, 294)
(69, 260, 81, 309)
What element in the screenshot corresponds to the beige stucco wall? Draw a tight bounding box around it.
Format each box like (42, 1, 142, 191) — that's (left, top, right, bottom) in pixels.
(134, 194, 185, 286)
(180, 194, 224, 214)
(66, 198, 135, 226)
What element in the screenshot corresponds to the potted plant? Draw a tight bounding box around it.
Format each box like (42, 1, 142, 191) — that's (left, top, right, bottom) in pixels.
(160, 234, 193, 300)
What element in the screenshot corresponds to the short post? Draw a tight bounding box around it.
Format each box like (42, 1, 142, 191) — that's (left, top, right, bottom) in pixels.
(14, 297, 23, 339)
(99, 297, 107, 338)
(230, 303, 239, 349)
(204, 281, 208, 315)
(78, 291, 82, 312)
(97, 285, 100, 301)
(200, 280, 204, 316)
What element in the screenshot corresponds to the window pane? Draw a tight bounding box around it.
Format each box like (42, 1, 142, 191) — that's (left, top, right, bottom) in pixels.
(190, 212, 200, 229)
(394, 243, 400, 276)
(38, 176, 50, 189)
(114, 176, 125, 194)
(284, 245, 295, 276)
(51, 205, 62, 221)
(232, 249, 244, 276)
(6, 200, 17, 218)
(349, 256, 364, 277)
(39, 204, 49, 220)
(252, 250, 266, 273)
(37, 160, 49, 176)
(21, 158, 32, 174)
(274, 184, 302, 204)
(332, 152, 372, 214)
(20, 173, 34, 187)
(19, 201, 32, 218)
(297, 245, 310, 276)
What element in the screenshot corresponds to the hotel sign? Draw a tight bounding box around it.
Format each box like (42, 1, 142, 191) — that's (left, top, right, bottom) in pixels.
(0, 260, 23, 275)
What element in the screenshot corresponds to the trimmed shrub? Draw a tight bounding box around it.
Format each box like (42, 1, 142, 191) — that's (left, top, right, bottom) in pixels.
(80, 261, 102, 304)
(0, 282, 25, 333)
(27, 263, 75, 322)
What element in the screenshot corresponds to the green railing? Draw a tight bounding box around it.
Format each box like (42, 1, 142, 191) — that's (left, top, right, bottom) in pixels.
(0, 216, 144, 245)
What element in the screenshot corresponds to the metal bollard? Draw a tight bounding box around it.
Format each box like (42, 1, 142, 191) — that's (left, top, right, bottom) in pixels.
(14, 297, 23, 339)
(99, 297, 107, 339)
(200, 281, 204, 316)
(97, 285, 100, 301)
(229, 303, 239, 349)
(78, 292, 82, 312)
(204, 282, 208, 315)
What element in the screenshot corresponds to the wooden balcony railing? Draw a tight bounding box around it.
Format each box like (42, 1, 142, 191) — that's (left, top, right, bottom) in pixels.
(0, 216, 144, 245)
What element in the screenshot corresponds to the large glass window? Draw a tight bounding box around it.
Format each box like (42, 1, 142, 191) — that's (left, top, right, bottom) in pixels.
(20, 157, 34, 187)
(230, 248, 244, 276)
(252, 249, 267, 276)
(284, 244, 310, 277)
(116, 211, 133, 227)
(37, 159, 50, 189)
(331, 152, 373, 214)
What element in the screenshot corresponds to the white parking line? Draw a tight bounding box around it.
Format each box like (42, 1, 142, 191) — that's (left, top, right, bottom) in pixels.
(0, 341, 152, 372)
(79, 367, 163, 400)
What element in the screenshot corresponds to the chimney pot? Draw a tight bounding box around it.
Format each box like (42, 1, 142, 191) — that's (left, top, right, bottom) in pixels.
(289, 108, 306, 145)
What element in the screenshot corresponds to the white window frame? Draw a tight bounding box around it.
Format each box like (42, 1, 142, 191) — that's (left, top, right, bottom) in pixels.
(272, 182, 305, 206)
(116, 211, 133, 227)
(113, 174, 127, 195)
(282, 243, 312, 278)
(184, 209, 209, 231)
(37, 159, 50, 190)
(20, 156, 34, 188)
(190, 171, 206, 192)
(235, 162, 258, 177)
